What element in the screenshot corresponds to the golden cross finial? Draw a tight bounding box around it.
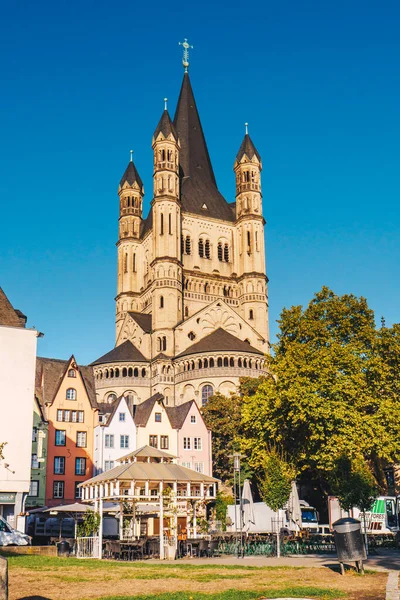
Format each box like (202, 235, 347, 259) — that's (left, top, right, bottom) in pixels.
(130, 150, 133, 162)
(178, 38, 193, 72)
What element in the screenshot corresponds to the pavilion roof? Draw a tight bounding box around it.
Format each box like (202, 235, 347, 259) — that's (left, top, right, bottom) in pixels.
(118, 444, 175, 462)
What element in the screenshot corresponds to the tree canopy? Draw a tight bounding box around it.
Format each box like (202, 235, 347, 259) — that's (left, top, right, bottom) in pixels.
(240, 287, 400, 489)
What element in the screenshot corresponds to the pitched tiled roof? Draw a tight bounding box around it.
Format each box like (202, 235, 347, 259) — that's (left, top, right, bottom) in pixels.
(119, 160, 144, 192)
(90, 340, 147, 365)
(35, 357, 97, 409)
(153, 110, 178, 141)
(0, 288, 26, 327)
(176, 327, 264, 358)
(133, 393, 164, 427)
(128, 311, 152, 333)
(173, 73, 235, 223)
(236, 133, 261, 163)
(81, 460, 218, 486)
(118, 445, 175, 462)
(166, 400, 194, 429)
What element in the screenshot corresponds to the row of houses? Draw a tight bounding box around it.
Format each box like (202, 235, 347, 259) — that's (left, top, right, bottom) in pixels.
(0, 288, 211, 527)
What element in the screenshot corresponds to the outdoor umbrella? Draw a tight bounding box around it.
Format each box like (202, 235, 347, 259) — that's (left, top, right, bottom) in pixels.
(287, 481, 302, 533)
(241, 479, 255, 532)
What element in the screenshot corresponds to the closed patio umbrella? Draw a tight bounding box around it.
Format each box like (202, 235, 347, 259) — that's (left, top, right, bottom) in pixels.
(241, 479, 255, 532)
(287, 481, 302, 533)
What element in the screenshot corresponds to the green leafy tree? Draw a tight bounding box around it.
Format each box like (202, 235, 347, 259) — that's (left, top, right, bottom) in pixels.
(213, 490, 234, 531)
(77, 510, 100, 537)
(330, 457, 377, 513)
(242, 287, 400, 488)
(257, 447, 296, 557)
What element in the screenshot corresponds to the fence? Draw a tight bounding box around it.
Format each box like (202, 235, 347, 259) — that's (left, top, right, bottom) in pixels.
(217, 535, 336, 557)
(76, 536, 101, 559)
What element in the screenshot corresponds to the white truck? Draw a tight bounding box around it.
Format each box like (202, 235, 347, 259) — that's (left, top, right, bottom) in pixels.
(227, 499, 320, 534)
(328, 496, 398, 534)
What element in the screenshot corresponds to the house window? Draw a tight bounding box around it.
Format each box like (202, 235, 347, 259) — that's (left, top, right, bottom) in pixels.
(105, 434, 114, 448)
(182, 461, 191, 469)
(68, 369, 76, 378)
(160, 435, 169, 450)
(31, 454, 39, 469)
(201, 384, 214, 407)
(54, 456, 65, 475)
(119, 413, 126, 422)
(75, 482, 83, 499)
(120, 435, 129, 449)
(66, 388, 76, 400)
(155, 412, 162, 423)
(183, 437, 191, 450)
(75, 457, 86, 476)
(76, 431, 87, 448)
(104, 460, 114, 471)
(55, 430, 66, 446)
(191, 415, 196, 424)
(149, 435, 158, 448)
(194, 462, 204, 474)
(32, 427, 38, 442)
(29, 481, 39, 497)
(64, 410, 70, 422)
(53, 481, 64, 499)
(194, 437, 202, 450)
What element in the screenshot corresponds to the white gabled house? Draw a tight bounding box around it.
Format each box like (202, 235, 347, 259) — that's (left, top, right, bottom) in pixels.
(94, 395, 136, 474)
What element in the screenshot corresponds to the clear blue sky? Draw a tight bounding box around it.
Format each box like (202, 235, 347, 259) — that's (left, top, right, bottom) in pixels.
(1, 1, 399, 364)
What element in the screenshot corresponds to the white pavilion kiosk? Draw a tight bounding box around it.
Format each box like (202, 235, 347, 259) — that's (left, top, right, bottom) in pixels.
(79, 446, 218, 559)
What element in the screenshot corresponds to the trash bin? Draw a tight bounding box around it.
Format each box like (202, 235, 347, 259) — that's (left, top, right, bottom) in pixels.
(57, 540, 70, 557)
(332, 517, 366, 574)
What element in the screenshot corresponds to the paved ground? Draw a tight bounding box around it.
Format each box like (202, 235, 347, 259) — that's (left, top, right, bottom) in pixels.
(167, 548, 400, 572)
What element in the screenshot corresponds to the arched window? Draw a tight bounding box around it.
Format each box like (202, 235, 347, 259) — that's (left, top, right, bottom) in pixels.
(124, 253, 128, 273)
(142, 368, 146, 377)
(230, 358, 234, 367)
(249, 309, 254, 320)
(127, 197, 131, 207)
(162, 336, 167, 351)
(209, 358, 214, 368)
(105, 369, 109, 379)
(122, 368, 127, 377)
(224, 244, 229, 262)
(107, 392, 117, 403)
(249, 359, 253, 368)
(184, 307, 189, 317)
(134, 368, 139, 377)
(168, 213, 172, 235)
(68, 369, 76, 378)
(128, 367, 133, 377)
(198, 238, 204, 257)
(223, 357, 228, 367)
(185, 236, 191, 255)
(160, 213, 164, 235)
(247, 231, 251, 253)
(201, 384, 214, 407)
(66, 388, 76, 400)
(203, 358, 208, 368)
(217, 357, 223, 367)
(243, 358, 248, 368)
(160, 296, 164, 308)
(133, 254, 136, 272)
(205, 239, 211, 259)
(238, 358, 242, 368)
(217, 242, 223, 261)
(110, 368, 114, 378)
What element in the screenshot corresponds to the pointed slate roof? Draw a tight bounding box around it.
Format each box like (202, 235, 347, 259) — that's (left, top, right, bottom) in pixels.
(133, 393, 164, 427)
(166, 400, 195, 429)
(0, 288, 26, 327)
(128, 311, 152, 333)
(236, 133, 261, 163)
(153, 109, 178, 141)
(176, 327, 264, 358)
(90, 339, 147, 365)
(119, 160, 144, 192)
(173, 73, 235, 222)
(35, 357, 97, 409)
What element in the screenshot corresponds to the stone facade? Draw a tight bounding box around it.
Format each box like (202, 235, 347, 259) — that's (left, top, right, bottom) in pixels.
(92, 70, 269, 408)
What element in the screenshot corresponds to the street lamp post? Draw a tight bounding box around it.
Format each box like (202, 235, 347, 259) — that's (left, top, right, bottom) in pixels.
(230, 452, 245, 558)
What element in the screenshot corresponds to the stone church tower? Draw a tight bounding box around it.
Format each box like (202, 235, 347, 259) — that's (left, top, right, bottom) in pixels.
(92, 58, 270, 408)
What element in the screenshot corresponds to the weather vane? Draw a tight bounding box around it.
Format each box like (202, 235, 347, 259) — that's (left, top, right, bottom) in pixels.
(179, 38, 193, 72)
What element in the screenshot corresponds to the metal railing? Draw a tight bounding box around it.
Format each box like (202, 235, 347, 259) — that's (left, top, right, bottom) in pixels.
(76, 536, 101, 559)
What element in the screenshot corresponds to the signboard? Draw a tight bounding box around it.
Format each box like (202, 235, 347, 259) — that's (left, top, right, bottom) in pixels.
(0, 492, 16, 504)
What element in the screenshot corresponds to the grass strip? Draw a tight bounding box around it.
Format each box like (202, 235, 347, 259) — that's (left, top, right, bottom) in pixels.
(96, 588, 345, 600)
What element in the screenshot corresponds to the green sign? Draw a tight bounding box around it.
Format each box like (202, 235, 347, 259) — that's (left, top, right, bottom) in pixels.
(0, 492, 16, 504)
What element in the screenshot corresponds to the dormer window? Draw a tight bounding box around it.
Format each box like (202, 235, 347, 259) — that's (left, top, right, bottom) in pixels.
(119, 413, 126, 422)
(66, 388, 76, 400)
(191, 415, 196, 424)
(155, 412, 162, 423)
(68, 369, 76, 378)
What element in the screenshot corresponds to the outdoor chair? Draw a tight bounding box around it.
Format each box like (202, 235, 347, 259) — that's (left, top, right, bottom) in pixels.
(198, 539, 209, 557)
(209, 539, 220, 557)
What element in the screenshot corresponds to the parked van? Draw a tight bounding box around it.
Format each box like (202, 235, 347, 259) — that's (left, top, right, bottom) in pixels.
(0, 516, 31, 546)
